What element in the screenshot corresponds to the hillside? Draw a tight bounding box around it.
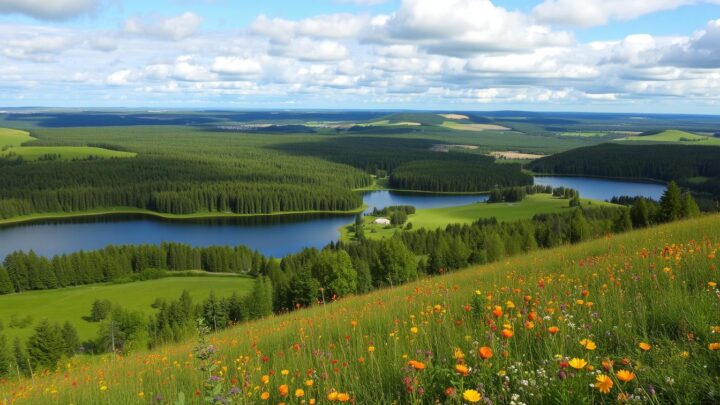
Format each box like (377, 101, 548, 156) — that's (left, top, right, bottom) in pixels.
(1, 215, 718, 404)
(618, 129, 720, 145)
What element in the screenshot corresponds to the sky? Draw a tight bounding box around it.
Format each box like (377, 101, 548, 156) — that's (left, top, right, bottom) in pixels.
(1, 0, 720, 113)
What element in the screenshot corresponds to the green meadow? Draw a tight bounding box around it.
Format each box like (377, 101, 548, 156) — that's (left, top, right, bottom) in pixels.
(343, 194, 614, 241)
(0, 127, 136, 161)
(0, 276, 253, 342)
(617, 129, 720, 145)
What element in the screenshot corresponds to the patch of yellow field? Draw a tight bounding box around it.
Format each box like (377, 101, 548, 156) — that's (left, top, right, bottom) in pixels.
(438, 113, 469, 120)
(489, 151, 546, 160)
(441, 121, 510, 131)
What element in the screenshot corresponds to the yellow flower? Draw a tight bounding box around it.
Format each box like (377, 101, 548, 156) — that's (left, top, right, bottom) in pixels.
(260, 392, 270, 400)
(137, 392, 144, 398)
(368, 345, 376, 353)
(709, 342, 720, 351)
(462, 389, 482, 403)
(261, 375, 270, 384)
(580, 339, 597, 351)
(709, 281, 717, 288)
(337, 393, 350, 402)
(639, 342, 652, 351)
(278, 384, 289, 397)
(455, 363, 469, 376)
(295, 388, 305, 398)
(305, 379, 314, 387)
(100, 386, 108, 391)
(595, 374, 613, 394)
(410, 326, 419, 334)
(327, 392, 338, 401)
(568, 358, 588, 370)
(453, 347, 465, 359)
(281, 369, 290, 375)
(616, 370, 636, 382)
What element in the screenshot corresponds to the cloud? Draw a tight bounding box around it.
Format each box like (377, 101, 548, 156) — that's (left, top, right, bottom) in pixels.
(211, 57, 263, 76)
(124, 12, 202, 41)
(660, 19, 720, 67)
(2, 34, 75, 62)
(335, 0, 388, 4)
(0, 0, 98, 21)
(377, 0, 573, 55)
(269, 38, 349, 62)
(105, 69, 135, 85)
(533, 0, 720, 27)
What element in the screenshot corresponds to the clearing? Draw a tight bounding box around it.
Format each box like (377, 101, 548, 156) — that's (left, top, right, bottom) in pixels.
(0, 127, 136, 161)
(616, 129, 720, 145)
(437, 113, 469, 120)
(488, 151, 546, 160)
(441, 121, 510, 131)
(0, 275, 253, 341)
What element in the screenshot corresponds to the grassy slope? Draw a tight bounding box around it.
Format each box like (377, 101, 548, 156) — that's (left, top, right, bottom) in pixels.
(1, 215, 718, 404)
(0, 276, 253, 342)
(343, 194, 613, 241)
(0, 127, 135, 160)
(618, 129, 720, 146)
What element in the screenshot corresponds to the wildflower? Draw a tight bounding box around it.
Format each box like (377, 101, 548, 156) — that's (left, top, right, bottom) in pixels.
(462, 389, 482, 403)
(408, 360, 426, 370)
(410, 326, 419, 334)
(368, 346, 376, 353)
(327, 392, 338, 401)
(580, 339, 597, 351)
(492, 305, 503, 318)
(260, 392, 270, 400)
(100, 386, 108, 391)
(279, 384, 289, 397)
(602, 359, 614, 371)
(455, 364, 469, 376)
(501, 329, 514, 339)
(478, 346, 493, 360)
(709, 342, 720, 351)
(680, 351, 690, 358)
(433, 304, 442, 313)
(281, 369, 289, 375)
(639, 342, 652, 351)
(568, 358, 587, 370)
(261, 375, 270, 384)
(337, 393, 350, 402)
(444, 387, 456, 398)
(595, 374, 613, 394)
(616, 370, 636, 382)
(709, 281, 717, 288)
(350, 320, 358, 327)
(453, 347, 465, 360)
(506, 300, 515, 309)
(547, 326, 559, 335)
(525, 321, 535, 330)
(295, 389, 305, 398)
(305, 379, 314, 387)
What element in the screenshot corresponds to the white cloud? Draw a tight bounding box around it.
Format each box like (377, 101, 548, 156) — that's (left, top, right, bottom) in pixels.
(105, 69, 135, 85)
(269, 38, 349, 62)
(124, 12, 202, 41)
(377, 0, 573, 55)
(0, 0, 98, 21)
(533, 0, 720, 27)
(660, 18, 720, 67)
(211, 57, 263, 76)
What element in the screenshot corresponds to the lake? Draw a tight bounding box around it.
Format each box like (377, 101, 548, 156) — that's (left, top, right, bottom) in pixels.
(0, 177, 666, 259)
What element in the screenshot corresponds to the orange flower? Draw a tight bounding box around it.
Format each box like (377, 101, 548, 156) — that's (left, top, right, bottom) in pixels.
(501, 329, 513, 339)
(616, 370, 635, 382)
(327, 392, 338, 401)
(478, 346, 493, 360)
(455, 363, 469, 376)
(492, 306, 503, 318)
(408, 360, 426, 370)
(337, 393, 350, 402)
(639, 342, 652, 351)
(278, 384, 289, 397)
(260, 392, 270, 400)
(547, 326, 559, 335)
(525, 321, 535, 330)
(709, 342, 720, 351)
(602, 359, 614, 371)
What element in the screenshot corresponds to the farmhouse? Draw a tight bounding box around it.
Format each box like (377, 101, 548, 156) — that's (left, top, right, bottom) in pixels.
(373, 217, 391, 225)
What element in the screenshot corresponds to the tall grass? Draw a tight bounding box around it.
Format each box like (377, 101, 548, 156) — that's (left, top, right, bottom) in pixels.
(1, 215, 719, 404)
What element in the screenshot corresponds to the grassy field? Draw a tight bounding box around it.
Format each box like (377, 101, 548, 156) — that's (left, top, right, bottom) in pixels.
(0, 276, 253, 342)
(343, 194, 613, 241)
(617, 129, 720, 145)
(440, 121, 510, 131)
(0, 127, 136, 161)
(1, 215, 717, 403)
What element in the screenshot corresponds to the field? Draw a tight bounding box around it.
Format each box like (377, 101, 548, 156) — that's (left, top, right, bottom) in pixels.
(343, 194, 613, 241)
(440, 121, 510, 131)
(0, 276, 253, 342)
(0, 128, 135, 161)
(617, 129, 720, 146)
(1, 214, 717, 404)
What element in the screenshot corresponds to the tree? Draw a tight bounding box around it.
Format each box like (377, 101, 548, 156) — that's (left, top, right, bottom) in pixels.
(309, 250, 357, 298)
(0, 332, 10, 377)
(61, 322, 80, 357)
(485, 232, 505, 263)
(373, 239, 416, 286)
(681, 192, 700, 218)
(13, 338, 29, 377)
(0, 266, 13, 295)
(630, 198, 650, 228)
(612, 208, 633, 233)
(247, 277, 274, 319)
(202, 291, 228, 331)
(569, 209, 591, 243)
(659, 181, 683, 222)
(27, 319, 65, 370)
(89, 299, 112, 322)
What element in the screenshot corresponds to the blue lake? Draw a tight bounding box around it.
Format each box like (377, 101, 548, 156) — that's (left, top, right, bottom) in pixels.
(0, 177, 666, 259)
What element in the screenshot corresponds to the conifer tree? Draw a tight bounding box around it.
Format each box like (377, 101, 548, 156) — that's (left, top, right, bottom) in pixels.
(0, 266, 13, 295)
(659, 181, 683, 222)
(681, 192, 700, 218)
(27, 319, 65, 370)
(0, 333, 10, 377)
(61, 322, 80, 357)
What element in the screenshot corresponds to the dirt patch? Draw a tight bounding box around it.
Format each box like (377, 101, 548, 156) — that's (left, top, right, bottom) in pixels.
(489, 151, 546, 160)
(438, 113, 470, 120)
(443, 122, 510, 131)
(430, 144, 479, 153)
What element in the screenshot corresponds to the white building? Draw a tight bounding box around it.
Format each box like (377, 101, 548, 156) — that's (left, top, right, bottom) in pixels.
(373, 217, 391, 225)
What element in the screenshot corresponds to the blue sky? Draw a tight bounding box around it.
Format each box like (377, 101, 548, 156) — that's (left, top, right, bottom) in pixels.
(1, 0, 719, 112)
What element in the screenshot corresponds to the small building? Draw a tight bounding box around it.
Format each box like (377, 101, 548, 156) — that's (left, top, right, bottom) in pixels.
(373, 217, 391, 225)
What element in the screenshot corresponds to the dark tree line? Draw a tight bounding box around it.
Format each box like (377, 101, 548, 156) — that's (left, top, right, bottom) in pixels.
(0, 243, 265, 294)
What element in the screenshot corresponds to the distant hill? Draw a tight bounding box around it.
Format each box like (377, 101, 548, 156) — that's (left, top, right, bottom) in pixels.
(618, 129, 720, 145)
